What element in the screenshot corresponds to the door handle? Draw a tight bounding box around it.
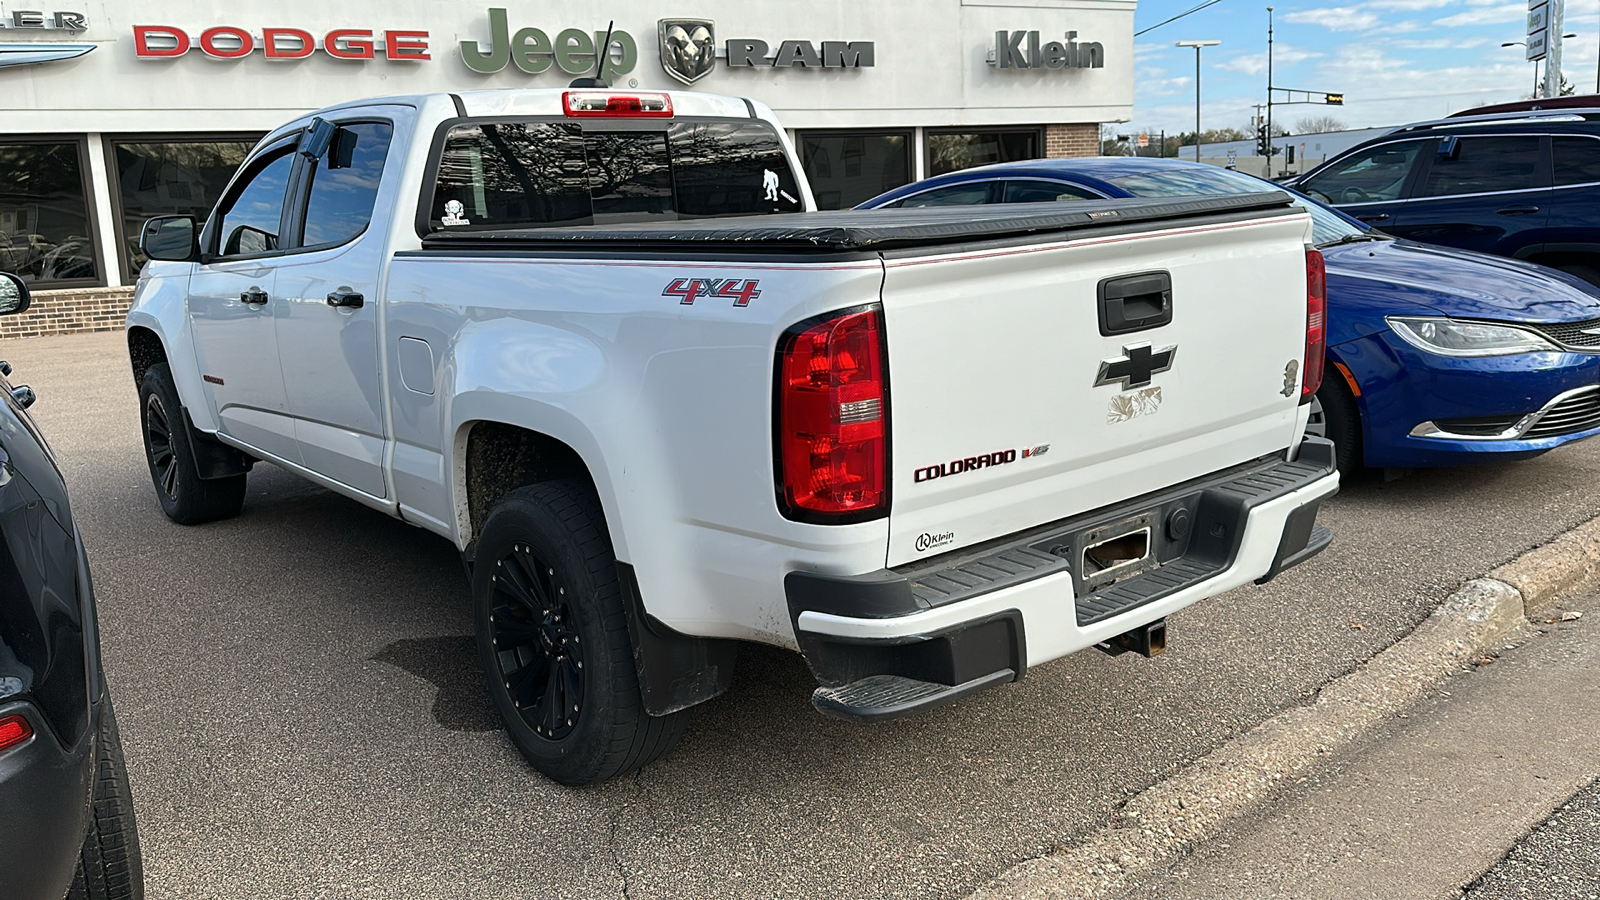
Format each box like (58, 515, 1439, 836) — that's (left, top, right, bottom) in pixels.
(326, 290, 364, 309)
(1098, 272, 1173, 336)
(239, 288, 269, 305)
(1356, 213, 1390, 222)
(1497, 206, 1540, 216)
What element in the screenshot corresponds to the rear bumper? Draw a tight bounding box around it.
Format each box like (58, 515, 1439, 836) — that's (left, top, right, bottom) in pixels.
(0, 698, 96, 900)
(787, 439, 1340, 718)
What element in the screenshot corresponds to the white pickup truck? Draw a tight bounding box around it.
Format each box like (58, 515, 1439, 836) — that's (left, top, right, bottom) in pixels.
(127, 87, 1338, 784)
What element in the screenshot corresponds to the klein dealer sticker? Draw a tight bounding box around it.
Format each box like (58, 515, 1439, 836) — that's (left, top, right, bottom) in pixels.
(662, 277, 761, 307)
(914, 531, 956, 553)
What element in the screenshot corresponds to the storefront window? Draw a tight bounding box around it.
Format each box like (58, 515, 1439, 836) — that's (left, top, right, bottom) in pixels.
(111, 137, 259, 280)
(798, 131, 912, 209)
(926, 129, 1043, 177)
(0, 140, 98, 286)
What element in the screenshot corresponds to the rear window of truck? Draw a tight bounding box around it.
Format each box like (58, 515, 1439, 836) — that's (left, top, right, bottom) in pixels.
(424, 119, 804, 231)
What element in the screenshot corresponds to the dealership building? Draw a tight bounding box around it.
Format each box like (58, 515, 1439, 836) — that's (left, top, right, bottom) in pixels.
(0, 0, 1132, 307)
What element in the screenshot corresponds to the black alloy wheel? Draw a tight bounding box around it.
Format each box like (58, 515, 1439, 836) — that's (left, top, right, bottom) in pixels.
(471, 480, 688, 785)
(144, 394, 179, 502)
(137, 362, 247, 524)
(489, 542, 585, 741)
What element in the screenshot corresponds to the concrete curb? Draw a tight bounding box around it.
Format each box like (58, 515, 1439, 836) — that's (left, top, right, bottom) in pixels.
(967, 515, 1600, 900)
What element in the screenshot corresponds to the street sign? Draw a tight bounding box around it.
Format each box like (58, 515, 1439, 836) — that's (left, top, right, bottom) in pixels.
(1527, 1, 1548, 60)
(1137, 133, 1149, 147)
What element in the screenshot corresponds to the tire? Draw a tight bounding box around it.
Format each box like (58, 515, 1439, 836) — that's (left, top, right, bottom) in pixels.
(1310, 375, 1363, 479)
(139, 362, 246, 525)
(472, 480, 687, 785)
(67, 692, 144, 900)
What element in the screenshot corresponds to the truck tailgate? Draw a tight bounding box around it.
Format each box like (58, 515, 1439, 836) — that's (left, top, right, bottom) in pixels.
(883, 211, 1313, 567)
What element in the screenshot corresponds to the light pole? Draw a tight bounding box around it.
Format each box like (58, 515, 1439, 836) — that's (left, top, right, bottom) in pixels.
(1503, 35, 1576, 96)
(1266, 7, 1274, 166)
(1176, 40, 1221, 161)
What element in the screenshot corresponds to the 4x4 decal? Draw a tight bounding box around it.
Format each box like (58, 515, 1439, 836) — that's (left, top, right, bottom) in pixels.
(663, 277, 762, 307)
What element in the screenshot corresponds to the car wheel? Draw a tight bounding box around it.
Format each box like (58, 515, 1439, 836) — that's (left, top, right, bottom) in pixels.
(472, 480, 687, 785)
(139, 363, 246, 525)
(1310, 377, 1363, 479)
(67, 691, 144, 900)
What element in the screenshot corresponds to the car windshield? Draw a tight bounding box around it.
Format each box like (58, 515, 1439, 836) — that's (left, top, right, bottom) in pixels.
(1103, 166, 1369, 246)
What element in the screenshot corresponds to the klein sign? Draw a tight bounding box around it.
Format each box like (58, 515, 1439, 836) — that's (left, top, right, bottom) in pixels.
(133, 25, 431, 60)
(989, 30, 1104, 70)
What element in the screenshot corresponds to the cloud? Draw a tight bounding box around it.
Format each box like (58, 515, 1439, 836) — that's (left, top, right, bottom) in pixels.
(1391, 37, 1490, 49)
(1365, 0, 1452, 9)
(1434, 3, 1526, 26)
(1283, 7, 1382, 30)
(1217, 46, 1320, 75)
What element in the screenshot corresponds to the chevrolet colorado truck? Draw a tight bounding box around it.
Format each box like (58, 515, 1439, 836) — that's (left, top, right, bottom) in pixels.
(126, 87, 1338, 785)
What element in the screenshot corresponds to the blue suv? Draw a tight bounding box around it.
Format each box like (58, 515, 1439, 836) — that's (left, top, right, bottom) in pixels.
(1287, 107, 1600, 284)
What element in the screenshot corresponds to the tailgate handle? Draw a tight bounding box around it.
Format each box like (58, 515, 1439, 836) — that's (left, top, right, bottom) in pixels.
(1098, 271, 1172, 336)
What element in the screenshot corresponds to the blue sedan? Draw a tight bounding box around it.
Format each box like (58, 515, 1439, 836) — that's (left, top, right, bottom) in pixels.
(860, 157, 1600, 476)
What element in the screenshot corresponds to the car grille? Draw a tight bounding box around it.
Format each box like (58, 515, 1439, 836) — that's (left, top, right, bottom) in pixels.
(1524, 388, 1600, 438)
(1433, 414, 1521, 437)
(1529, 318, 1600, 348)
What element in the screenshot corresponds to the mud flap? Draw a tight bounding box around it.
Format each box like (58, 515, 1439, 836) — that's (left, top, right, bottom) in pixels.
(616, 562, 738, 716)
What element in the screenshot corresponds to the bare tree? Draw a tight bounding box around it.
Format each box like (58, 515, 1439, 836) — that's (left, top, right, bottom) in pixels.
(1293, 115, 1347, 135)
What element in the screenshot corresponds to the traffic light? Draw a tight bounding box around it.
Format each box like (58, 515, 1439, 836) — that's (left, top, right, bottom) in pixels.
(1256, 121, 1271, 157)
(1325, 92, 1344, 105)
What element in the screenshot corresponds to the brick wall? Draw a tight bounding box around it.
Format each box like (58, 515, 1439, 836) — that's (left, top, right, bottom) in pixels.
(0, 286, 136, 340)
(1045, 123, 1101, 159)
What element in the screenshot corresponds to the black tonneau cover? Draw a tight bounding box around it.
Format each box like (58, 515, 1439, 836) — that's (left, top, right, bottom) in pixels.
(418, 192, 1297, 255)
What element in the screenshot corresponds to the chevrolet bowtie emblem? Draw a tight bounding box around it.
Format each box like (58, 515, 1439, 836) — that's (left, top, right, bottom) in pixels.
(1095, 342, 1177, 391)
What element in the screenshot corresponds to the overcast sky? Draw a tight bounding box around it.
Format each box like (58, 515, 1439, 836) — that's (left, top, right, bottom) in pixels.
(1132, 0, 1600, 136)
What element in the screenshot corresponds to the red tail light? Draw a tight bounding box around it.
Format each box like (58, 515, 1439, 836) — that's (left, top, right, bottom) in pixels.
(563, 91, 673, 117)
(776, 308, 889, 521)
(1303, 248, 1327, 401)
(0, 714, 32, 752)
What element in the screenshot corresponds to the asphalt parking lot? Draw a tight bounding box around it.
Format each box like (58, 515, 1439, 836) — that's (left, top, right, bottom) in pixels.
(12, 330, 1600, 900)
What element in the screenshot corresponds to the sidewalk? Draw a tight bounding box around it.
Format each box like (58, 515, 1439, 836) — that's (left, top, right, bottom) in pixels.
(1109, 591, 1600, 900)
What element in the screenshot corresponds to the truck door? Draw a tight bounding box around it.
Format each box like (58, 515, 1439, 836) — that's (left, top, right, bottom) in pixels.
(271, 119, 397, 499)
(188, 142, 300, 464)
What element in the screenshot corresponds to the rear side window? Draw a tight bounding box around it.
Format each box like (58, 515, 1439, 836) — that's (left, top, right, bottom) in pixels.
(302, 122, 393, 247)
(1418, 136, 1545, 197)
(1554, 136, 1600, 186)
(888, 183, 994, 208)
(1002, 180, 1100, 202)
(427, 119, 803, 231)
(1300, 140, 1428, 204)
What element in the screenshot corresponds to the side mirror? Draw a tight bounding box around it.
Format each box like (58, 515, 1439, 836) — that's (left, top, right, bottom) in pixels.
(0, 272, 30, 316)
(141, 215, 199, 262)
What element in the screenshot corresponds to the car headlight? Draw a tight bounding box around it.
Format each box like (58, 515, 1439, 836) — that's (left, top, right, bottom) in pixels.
(1385, 316, 1558, 357)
